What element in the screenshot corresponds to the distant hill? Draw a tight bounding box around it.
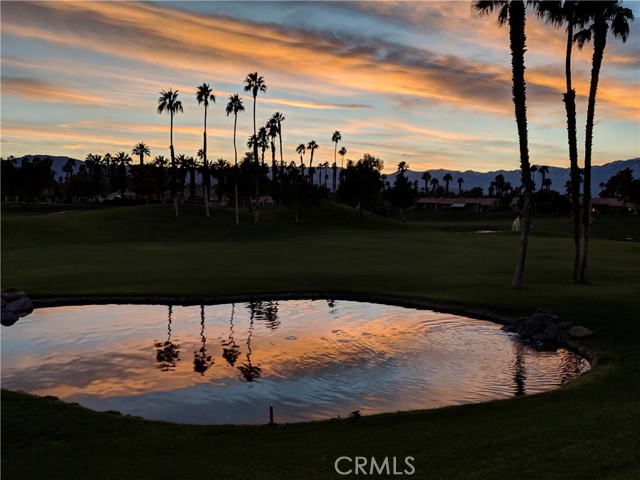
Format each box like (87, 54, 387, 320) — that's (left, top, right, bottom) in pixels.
(12, 154, 640, 193)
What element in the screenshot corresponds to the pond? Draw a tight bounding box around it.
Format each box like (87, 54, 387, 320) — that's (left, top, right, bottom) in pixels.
(1, 300, 590, 425)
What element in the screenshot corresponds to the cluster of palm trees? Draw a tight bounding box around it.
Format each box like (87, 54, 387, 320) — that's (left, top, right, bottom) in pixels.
(157, 73, 349, 224)
(473, 0, 634, 286)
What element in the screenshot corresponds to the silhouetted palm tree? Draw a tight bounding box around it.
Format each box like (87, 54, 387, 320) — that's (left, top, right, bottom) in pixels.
(226, 94, 245, 225)
(157, 89, 183, 216)
(132, 142, 150, 166)
(307, 140, 318, 183)
(62, 158, 75, 184)
(272, 112, 285, 166)
(296, 143, 306, 177)
(196, 83, 216, 218)
(457, 177, 464, 195)
(421, 171, 431, 193)
(538, 1, 590, 281)
(474, 0, 535, 289)
(443, 173, 453, 194)
(103, 152, 112, 179)
(267, 116, 279, 185)
(331, 131, 342, 192)
(258, 127, 268, 165)
(537, 165, 549, 191)
(84, 153, 103, 200)
(574, 1, 634, 283)
(183, 155, 197, 200)
(244, 72, 267, 223)
(339, 146, 347, 168)
(430, 177, 439, 194)
(152, 155, 168, 200)
(114, 151, 132, 200)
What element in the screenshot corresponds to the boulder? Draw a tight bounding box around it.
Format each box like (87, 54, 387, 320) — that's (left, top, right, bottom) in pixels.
(568, 325, 593, 338)
(541, 322, 559, 342)
(517, 312, 556, 338)
(1, 309, 20, 327)
(4, 296, 34, 317)
(1, 289, 26, 303)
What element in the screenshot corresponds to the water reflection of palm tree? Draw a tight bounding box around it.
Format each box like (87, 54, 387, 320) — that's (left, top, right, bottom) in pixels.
(249, 301, 280, 330)
(511, 340, 526, 396)
(221, 303, 241, 367)
(193, 305, 214, 375)
(238, 305, 262, 382)
(155, 305, 180, 371)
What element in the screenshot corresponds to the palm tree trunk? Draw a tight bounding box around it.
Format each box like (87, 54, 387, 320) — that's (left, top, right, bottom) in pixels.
(578, 18, 607, 283)
(271, 142, 277, 187)
(203, 106, 210, 218)
(509, 0, 534, 290)
(333, 144, 338, 193)
(278, 124, 283, 167)
(170, 112, 178, 217)
(563, 18, 581, 281)
(233, 114, 239, 225)
(252, 95, 260, 224)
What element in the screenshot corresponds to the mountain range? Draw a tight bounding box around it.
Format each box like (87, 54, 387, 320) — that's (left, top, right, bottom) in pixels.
(13, 155, 640, 194)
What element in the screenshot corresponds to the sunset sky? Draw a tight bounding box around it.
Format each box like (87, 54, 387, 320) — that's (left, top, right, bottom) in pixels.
(1, 1, 638, 173)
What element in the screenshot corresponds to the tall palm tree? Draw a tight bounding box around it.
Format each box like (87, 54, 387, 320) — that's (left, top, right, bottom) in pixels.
(331, 131, 342, 192)
(574, 1, 634, 283)
(257, 127, 268, 165)
(443, 173, 453, 195)
(243, 72, 267, 223)
(307, 140, 318, 183)
(267, 116, 279, 185)
(474, 0, 535, 289)
(296, 143, 306, 177)
(226, 94, 245, 225)
(457, 177, 465, 195)
(132, 142, 150, 165)
(103, 152, 112, 180)
(271, 112, 285, 166)
(157, 89, 183, 216)
(196, 82, 216, 218)
(537, 1, 587, 281)
(338, 146, 347, 168)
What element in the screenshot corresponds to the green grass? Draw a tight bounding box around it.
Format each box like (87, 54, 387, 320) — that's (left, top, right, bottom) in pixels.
(2, 202, 640, 479)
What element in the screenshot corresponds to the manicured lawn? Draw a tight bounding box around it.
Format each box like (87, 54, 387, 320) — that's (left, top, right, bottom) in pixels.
(2, 202, 639, 479)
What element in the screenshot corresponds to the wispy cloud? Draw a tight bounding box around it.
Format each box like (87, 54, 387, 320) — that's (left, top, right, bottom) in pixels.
(2, 77, 114, 106)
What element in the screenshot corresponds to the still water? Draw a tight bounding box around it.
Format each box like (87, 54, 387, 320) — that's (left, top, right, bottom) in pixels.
(1, 300, 590, 424)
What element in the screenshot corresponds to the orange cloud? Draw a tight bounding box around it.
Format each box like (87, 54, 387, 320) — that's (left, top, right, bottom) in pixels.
(2, 77, 114, 106)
